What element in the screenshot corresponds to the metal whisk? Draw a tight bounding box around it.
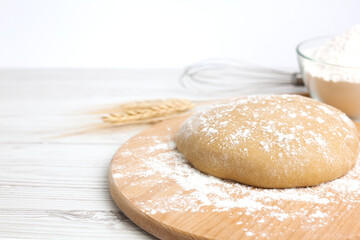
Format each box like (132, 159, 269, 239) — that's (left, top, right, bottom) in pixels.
(180, 58, 304, 95)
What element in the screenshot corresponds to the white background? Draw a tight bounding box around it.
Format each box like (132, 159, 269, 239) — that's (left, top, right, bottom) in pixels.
(0, 0, 359, 69)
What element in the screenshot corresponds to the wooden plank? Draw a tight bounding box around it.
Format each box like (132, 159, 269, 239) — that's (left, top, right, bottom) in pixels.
(0, 142, 156, 238)
(0, 208, 156, 239)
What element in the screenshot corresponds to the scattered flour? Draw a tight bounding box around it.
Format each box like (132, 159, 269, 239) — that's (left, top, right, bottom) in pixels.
(111, 95, 360, 238)
(113, 133, 360, 238)
(176, 94, 357, 179)
(245, 231, 255, 236)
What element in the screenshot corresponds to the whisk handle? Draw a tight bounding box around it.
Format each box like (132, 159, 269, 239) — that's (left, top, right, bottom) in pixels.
(291, 73, 304, 86)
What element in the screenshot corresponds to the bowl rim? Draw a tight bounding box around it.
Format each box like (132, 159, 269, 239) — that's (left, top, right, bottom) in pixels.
(296, 35, 360, 70)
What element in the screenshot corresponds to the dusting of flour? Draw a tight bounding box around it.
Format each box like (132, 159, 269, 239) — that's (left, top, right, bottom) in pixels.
(176, 94, 358, 188)
(112, 95, 360, 238)
(113, 131, 360, 238)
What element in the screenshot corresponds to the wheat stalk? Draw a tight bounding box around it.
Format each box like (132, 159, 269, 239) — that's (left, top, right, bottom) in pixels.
(102, 99, 195, 125)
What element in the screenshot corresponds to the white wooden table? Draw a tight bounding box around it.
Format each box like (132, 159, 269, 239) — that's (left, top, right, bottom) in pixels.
(0, 69, 304, 239)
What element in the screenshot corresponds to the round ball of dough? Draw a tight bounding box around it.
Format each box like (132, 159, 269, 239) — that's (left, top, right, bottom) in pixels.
(176, 94, 359, 188)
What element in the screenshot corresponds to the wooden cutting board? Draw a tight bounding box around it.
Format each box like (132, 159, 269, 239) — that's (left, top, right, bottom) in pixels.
(108, 115, 360, 240)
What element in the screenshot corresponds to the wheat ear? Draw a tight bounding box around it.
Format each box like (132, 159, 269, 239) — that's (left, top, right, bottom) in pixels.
(102, 99, 195, 125)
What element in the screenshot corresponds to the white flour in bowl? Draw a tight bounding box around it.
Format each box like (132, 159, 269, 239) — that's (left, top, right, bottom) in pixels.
(303, 25, 360, 119)
(306, 24, 360, 82)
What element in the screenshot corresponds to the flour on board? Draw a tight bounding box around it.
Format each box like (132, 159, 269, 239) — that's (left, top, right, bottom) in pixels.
(113, 136, 360, 232)
(112, 95, 360, 238)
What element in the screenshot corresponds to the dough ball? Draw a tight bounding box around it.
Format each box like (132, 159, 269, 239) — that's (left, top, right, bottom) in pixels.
(175, 94, 359, 188)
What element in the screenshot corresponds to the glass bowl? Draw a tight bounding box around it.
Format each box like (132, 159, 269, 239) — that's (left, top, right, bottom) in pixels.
(296, 36, 360, 120)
